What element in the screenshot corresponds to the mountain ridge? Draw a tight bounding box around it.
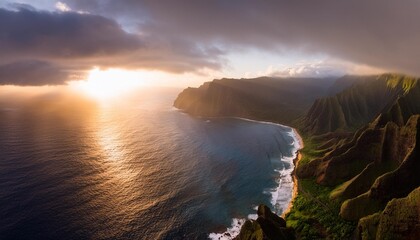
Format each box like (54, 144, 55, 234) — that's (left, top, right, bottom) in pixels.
(174, 76, 338, 125)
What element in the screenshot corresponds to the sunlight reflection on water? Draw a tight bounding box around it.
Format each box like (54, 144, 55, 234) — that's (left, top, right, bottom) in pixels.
(0, 87, 296, 239)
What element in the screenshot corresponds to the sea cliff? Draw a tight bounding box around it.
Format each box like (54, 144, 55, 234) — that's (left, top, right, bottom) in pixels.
(175, 74, 420, 239)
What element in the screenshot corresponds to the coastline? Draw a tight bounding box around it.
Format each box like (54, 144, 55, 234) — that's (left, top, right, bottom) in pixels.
(282, 127, 304, 218)
(203, 115, 304, 240)
(218, 117, 306, 211)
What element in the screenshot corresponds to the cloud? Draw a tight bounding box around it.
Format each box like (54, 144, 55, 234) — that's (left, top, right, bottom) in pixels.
(266, 59, 385, 78)
(0, 5, 223, 85)
(55, 2, 71, 12)
(0, 6, 141, 62)
(0, 60, 68, 85)
(2, 0, 420, 85)
(67, 0, 420, 77)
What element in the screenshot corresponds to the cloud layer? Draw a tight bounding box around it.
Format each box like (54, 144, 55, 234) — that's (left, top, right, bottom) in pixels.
(70, 0, 420, 73)
(1, 0, 420, 85)
(0, 60, 67, 85)
(0, 4, 222, 85)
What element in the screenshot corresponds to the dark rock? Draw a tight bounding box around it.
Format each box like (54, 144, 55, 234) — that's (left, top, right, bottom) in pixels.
(257, 204, 286, 228)
(236, 205, 295, 240)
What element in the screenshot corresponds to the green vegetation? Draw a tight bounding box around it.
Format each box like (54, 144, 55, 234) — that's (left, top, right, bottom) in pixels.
(286, 179, 356, 239)
(358, 187, 420, 240)
(297, 136, 325, 165)
(286, 135, 359, 239)
(286, 75, 420, 239)
(375, 187, 420, 239)
(330, 180, 353, 200)
(290, 114, 419, 239)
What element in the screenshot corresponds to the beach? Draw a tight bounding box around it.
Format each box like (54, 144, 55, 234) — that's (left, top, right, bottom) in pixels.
(282, 128, 304, 218)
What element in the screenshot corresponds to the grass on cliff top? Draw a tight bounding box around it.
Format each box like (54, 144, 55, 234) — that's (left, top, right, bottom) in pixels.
(286, 179, 356, 240)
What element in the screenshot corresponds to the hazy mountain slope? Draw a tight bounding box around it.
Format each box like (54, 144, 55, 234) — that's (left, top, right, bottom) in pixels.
(326, 75, 376, 96)
(174, 77, 335, 124)
(301, 74, 420, 134)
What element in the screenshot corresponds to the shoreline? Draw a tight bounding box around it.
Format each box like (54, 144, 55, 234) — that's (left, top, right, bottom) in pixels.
(205, 118, 304, 240)
(282, 127, 304, 218)
(202, 116, 304, 240)
(173, 110, 305, 239)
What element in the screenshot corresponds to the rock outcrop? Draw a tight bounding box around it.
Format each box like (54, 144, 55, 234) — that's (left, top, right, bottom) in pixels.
(236, 205, 295, 240)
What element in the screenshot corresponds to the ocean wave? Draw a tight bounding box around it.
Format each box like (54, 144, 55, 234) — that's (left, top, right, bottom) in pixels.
(208, 127, 302, 239)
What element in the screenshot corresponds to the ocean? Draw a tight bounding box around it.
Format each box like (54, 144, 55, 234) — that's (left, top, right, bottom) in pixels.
(0, 88, 300, 240)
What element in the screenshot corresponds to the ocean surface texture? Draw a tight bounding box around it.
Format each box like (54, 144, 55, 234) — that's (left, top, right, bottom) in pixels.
(0, 89, 299, 240)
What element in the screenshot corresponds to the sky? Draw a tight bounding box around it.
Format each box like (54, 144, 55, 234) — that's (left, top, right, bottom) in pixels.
(0, 0, 419, 88)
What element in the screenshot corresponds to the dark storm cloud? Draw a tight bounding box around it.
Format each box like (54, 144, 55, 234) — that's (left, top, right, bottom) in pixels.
(0, 6, 141, 62)
(0, 5, 223, 85)
(68, 0, 420, 76)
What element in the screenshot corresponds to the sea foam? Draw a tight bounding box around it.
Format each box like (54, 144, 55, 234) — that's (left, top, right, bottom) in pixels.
(209, 122, 302, 240)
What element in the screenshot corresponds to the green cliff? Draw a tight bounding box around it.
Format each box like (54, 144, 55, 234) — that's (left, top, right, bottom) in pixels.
(301, 74, 418, 134)
(294, 74, 420, 239)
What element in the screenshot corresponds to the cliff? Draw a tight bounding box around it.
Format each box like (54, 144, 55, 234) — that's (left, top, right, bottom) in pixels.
(174, 77, 336, 125)
(295, 74, 420, 238)
(301, 74, 418, 134)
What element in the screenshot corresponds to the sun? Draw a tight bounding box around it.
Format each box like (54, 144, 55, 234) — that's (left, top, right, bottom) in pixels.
(68, 68, 148, 100)
(68, 67, 209, 100)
